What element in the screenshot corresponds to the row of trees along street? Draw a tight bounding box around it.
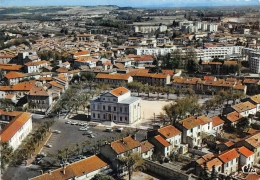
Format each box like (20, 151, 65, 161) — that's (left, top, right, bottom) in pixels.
(161, 89, 246, 126)
(1, 120, 53, 171)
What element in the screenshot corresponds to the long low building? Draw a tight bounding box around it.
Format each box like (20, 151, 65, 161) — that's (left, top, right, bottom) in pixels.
(0, 112, 32, 151)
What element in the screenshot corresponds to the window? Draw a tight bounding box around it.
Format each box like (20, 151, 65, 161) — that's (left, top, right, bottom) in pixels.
(98, 114, 100, 118)
(113, 99, 116, 101)
(191, 128, 193, 133)
(103, 114, 106, 119)
(120, 107, 122, 112)
(114, 107, 116, 111)
(103, 98, 105, 100)
(120, 117, 122, 121)
(125, 117, 127, 121)
(114, 116, 116, 120)
(103, 106, 105, 110)
(125, 107, 128, 112)
(93, 113, 95, 118)
(93, 104, 95, 110)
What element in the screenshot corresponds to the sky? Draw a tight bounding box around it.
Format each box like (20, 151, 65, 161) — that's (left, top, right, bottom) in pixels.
(0, 0, 260, 7)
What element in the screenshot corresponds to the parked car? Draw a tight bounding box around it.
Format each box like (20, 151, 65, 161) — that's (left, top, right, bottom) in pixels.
(116, 127, 123, 132)
(79, 127, 89, 131)
(88, 134, 95, 138)
(65, 120, 71, 124)
(71, 121, 78, 125)
(54, 130, 61, 134)
(105, 127, 113, 132)
(83, 131, 92, 135)
(45, 144, 52, 148)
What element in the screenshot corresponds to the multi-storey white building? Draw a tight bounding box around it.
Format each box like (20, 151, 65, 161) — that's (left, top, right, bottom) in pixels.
(135, 46, 176, 56)
(0, 112, 32, 151)
(90, 87, 141, 124)
(196, 46, 243, 61)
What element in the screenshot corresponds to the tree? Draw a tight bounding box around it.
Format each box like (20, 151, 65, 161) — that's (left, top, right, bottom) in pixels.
(118, 152, 145, 180)
(198, 162, 210, 180)
(1, 142, 13, 170)
(91, 174, 115, 180)
(186, 59, 199, 73)
(236, 117, 250, 134)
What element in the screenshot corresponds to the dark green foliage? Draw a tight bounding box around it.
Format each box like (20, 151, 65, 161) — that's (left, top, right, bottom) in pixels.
(186, 59, 199, 73)
(91, 174, 115, 180)
(236, 117, 250, 134)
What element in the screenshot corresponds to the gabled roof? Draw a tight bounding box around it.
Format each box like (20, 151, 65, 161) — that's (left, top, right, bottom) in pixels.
(0, 64, 23, 71)
(178, 116, 201, 130)
(197, 115, 212, 125)
(225, 111, 243, 123)
(245, 174, 260, 180)
(157, 125, 182, 139)
(0, 109, 23, 117)
(5, 71, 25, 79)
(153, 135, 171, 147)
(250, 94, 260, 104)
(29, 86, 50, 96)
(110, 87, 129, 97)
(96, 73, 131, 80)
(218, 148, 240, 163)
(212, 115, 225, 127)
(56, 67, 69, 73)
(110, 136, 140, 155)
(204, 158, 223, 171)
(237, 146, 254, 158)
(244, 132, 260, 148)
(140, 140, 154, 153)
(0, 112, 31, 142)
(29, 155, 109, 180)
(0, 81, 36, 91)
(232, 101, 256, 113)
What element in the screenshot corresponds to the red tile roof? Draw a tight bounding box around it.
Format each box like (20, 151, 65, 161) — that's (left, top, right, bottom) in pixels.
(110, 87, 129, 97)
(203, 158, 223, 171)
(0, 112, 31, 142)
(0, 64, 23, 71)
(158, 125, 182, 139)
(178, 116, 201, 130)
(218, 148, 240, 163)
(110, 136, 140, 154)
(237, 146, 254, 158)
(226, 111, 243, 123)
(0, 81, 36, 91)
(245, 174, 260, 180)
(140, 140, 154, 153)
(212, 116, 225, 127)
(29, 86, 50, 96)
(5, 71, 25, 79)
(56, 67, 69, 73)
(30, 155, 108, 180)
(154, 135, 171, 147)
(96, 73, 131, 80)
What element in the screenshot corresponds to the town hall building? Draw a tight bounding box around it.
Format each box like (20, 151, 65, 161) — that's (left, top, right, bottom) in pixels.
(90, 87, 141, 124)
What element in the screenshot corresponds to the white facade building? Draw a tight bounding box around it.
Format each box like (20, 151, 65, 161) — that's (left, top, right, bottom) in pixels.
(135, 46, 176, 56)
(90, 87, 141, 124)
(0, 112, 32, 151)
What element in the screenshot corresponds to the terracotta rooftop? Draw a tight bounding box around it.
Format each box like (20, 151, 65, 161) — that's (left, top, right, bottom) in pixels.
(197, 115, 212, 125)
(225, 111, 243, 123)
(237, 146, 254, 158)
(96, 73, 131, 80)
(178, 116, 201, 130)
(218, 148, 240, 163)
(5, 71, 25, 79)
(0, 64, 22, 71)
(29, 155, 109, 180)
(110, 136, 140, 154)
(140, 140, 154, 153)
(0, 81, 36, 91)
(245, 174, 260, 180)
(204, 158, 223, 171)
(29, 86, 50, 96)
(233, 101, 256, 113)
(0, 112, 31, 142)
(244, 132, 260, 148)
(250, 94, 260, 104)
(56, 67, 69, 73)
(110, 87, 129, 97)
(157, 125, 182, 139)
(154, 135, 171, 147)
(212, 115, 225, 127)
(0, 109, 23, 117)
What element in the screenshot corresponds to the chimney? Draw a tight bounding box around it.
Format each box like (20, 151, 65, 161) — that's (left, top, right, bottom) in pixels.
(131, 134, 136, 140)
(63, 164, 66, 175)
